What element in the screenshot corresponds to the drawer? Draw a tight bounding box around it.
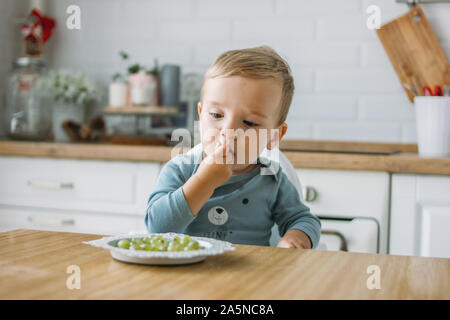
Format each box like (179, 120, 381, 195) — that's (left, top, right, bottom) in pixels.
(0, 157, 159, 215)
(296, 169, 390, 220)
(319, 217, 379, 254)
(0, 206, 146, 235)
(416, 175, 450, 204)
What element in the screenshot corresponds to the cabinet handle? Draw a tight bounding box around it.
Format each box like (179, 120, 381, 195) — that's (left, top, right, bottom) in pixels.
(302, 186, 318, 202)
(321, 229, 348, 251)
(27, 216, 75, 227)
(27, 179, 75, 190)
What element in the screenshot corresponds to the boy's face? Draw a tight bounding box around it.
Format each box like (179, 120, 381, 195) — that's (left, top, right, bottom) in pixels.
(198, 75, 287, 173)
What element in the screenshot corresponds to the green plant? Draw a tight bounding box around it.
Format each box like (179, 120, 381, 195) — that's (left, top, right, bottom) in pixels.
(128, 63, 143, 74)
(146, 58, 160, 77)
(112, 72, 123, 82)
(112, 51, 160, 81)
(119, 51, 129, 60)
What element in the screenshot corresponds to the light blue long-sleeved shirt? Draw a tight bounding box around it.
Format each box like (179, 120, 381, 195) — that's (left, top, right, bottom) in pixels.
(145, 148, 321, 248)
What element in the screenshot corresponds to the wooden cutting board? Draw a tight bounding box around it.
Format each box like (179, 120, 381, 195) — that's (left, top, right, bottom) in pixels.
(376, 7, 450, 102)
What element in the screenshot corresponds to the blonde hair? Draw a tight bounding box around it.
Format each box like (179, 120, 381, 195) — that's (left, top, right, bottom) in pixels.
(201, 45, 295, 125)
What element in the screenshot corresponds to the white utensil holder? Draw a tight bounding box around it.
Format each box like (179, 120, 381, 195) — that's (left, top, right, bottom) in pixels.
(414, 96, 450, 157)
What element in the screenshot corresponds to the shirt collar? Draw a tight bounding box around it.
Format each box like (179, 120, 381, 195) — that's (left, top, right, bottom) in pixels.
(257, 156, 280, 181)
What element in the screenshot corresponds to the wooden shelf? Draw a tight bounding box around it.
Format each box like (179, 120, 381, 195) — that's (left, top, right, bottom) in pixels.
(104, 105, 181, 115)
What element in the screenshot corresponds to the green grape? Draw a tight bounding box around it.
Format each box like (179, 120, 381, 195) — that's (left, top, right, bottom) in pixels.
(172, 236, 181, 244)
(149, 239, 159, 247)
(143, 237, 153, 244)
(131, 238, 143, 245)
(117, 239, 130, 249)
(187, 240, 199, 250)
(153, 238, 165, 247)
(140, 243, 153, 251)
(181, 235, 191, 246)
(168, 242, 183, 252)
(118, 234, 203, 252)
(130, 243, 142, 250)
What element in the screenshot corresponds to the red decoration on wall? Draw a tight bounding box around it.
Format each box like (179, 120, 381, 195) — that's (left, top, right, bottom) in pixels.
(22, 9, 56, 57)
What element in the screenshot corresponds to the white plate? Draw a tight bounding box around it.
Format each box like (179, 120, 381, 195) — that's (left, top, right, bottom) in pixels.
(83, 232, 235, 265)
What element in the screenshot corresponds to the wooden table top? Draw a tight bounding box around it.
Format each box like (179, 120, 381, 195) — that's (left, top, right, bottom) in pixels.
(1, 229, 449, 299)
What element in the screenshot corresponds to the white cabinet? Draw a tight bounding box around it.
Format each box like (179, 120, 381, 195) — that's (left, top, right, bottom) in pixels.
(0, 206, 144, 235)
(296, 169, 390, 254)
(390, 174, 450, 258)
(0, 157, 161, 235)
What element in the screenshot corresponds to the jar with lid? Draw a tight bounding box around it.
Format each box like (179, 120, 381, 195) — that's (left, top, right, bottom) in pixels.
(3, 57, 51, 140)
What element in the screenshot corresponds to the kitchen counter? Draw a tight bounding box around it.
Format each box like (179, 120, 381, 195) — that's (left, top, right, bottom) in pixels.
(0, 229, 448, 299)
(0, 140, 450, 175)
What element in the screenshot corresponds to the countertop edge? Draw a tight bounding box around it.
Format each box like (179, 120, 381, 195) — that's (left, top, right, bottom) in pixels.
(0, 141, 449, 175)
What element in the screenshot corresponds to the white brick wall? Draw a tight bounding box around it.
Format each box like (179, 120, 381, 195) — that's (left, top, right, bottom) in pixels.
(291, 95, 357, 120)
(276, 0, 361, 15)
(197, 0, 274, 18)
(42, 0, 450, 143)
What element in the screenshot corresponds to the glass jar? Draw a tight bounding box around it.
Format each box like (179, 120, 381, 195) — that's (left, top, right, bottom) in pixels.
(4, 57, 51, 140)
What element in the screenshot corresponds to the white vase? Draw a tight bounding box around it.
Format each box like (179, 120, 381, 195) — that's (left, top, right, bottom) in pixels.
(52, 102, 85, 142)
(130, 86, 153, 105)
(109, 82, 128, 107)
(128, 72, 155, 106)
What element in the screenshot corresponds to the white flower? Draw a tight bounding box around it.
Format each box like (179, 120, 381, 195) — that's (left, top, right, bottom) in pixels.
(37, 69, 101, 106)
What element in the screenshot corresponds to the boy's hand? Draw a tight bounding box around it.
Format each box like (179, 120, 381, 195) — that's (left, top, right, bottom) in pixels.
(277, 229, 312, 249)
(195, 139, 233, 190)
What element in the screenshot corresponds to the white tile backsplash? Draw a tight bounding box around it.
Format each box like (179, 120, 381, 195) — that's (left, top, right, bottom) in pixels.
(316, 69, 402, 94)
(32, 0, 450, 143)
(361, 0, 409, 23)
(159, 21, 231, 42)
(316, 15, 376, 40)
(276, 0, 361, 16)
(196, 0, 274, 18)
(401, 123, 418, 144)
(192, 42, 233, 67)
(123, 0, 194, 20)
(291, 95, 358, 120)
(314, 122, 402, 142)
(291, 68, 315, 93)
(359, 95, 415, 121)
(233, 19, 315, 41)
(361, 42, 391, 67)
(284, 119, 313, 140)
(277, 43, 360, 67)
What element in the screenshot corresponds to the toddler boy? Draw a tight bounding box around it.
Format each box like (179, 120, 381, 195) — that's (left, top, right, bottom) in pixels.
(145, 46, 321, 249)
